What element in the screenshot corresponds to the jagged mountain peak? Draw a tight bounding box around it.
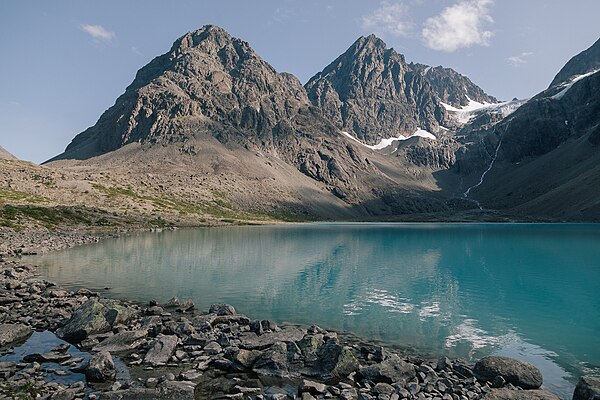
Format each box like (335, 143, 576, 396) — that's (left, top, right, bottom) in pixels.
(550, 37, 600, 88)
(50, 24, 311, 161)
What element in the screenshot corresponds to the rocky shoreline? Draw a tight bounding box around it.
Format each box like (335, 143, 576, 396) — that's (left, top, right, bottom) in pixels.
(0, 232, 598, 400)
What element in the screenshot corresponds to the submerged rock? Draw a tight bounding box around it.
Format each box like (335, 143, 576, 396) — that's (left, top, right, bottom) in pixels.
(474, 356, 543, 389)
(0, 323, 32, 347)
(573, 375, 600, 400)
(86, 351, 116, 382)
(56, 298, 137, 342)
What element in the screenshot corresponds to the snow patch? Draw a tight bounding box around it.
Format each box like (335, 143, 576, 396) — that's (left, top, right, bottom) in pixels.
(552, 69, 600, 100)
(442, 97, 527, 124)
(340, 128, 436, 150)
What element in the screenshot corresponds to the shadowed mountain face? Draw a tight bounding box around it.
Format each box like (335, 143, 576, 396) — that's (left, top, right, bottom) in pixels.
(550, 38, 600, 87)
(465, 39, 600, 220)
(46, 25, 600, 221)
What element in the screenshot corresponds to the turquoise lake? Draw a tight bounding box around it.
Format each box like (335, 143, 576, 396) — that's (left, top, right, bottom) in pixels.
(31, 223, 600, 398)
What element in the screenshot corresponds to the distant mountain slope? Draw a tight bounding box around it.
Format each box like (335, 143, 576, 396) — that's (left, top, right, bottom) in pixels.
(0, 146, 16, 160)
(550, 38, 600, 87)
(464, 43, 600, 220)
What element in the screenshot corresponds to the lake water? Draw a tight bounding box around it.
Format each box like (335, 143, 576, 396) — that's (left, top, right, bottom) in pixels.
(31, 223, 600, 398)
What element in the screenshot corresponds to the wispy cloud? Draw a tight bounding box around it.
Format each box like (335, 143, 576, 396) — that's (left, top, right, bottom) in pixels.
(422, 0, 494, 52)
(131, 46, 143, 56)
(361, 1, 414, 37)
(8, 100, 21, 106)
(272, 7, 294, 24)
(80, 24, 116, 42)
(507, 52, 533, 67)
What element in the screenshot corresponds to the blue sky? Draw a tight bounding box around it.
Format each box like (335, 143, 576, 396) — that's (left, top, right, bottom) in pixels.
(1, 0, 599, 162)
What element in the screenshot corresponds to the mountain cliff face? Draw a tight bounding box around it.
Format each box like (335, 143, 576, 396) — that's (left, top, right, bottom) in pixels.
(412, 64, 497, 107)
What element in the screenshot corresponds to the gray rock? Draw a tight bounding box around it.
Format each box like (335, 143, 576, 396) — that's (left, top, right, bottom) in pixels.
(177, 299, 194, 312)
(22, 352, 71, 363)
(358, 354, 416, 384)
(230, 348, 262, 368)
(144, 334, 178, 366)
(209, 303, 236, 316)
(86, 351, 116, 382)
(0, 361, 16, 379)
(239, 326, 305, 350)
(481, 388, 560, 400)
(203, 341, 222, 355)
(0, 323, 32, 347)
(92, 329, 148, 352)
(299, 379, 327, 395)
(474, 356, 543, 390)
(573, 376, 600, 400)
(56, 298, 136, 342)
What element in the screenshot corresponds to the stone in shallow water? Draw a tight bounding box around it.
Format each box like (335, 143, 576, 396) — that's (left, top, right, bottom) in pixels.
(573, 375, 600, 400)
(474, 356, 543, 390)
(0, 323, 32, 347)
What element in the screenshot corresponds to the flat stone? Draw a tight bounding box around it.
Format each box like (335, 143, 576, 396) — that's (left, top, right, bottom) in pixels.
(573, 375, 600, 400)
(300, 379, 327, 394)
(93, 329, 148, 353)
(23, 352, 71, 363)
(239, 326, 305, 350)
(144, 334, 178, 366)
(474, 356, 543, 390)
(0, 323, 32, 347)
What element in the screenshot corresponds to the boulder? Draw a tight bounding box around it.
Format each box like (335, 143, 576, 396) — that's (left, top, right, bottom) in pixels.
(481, 388, 560, 399)
(252, 341, 301, 378)
(85, 351, 116, 382)
(56, 298, 137, 342)
(573, 376, 600, 400)
(307, 340, 359, 381)
(209, 304, 236, 316)
(0, 323, 32, 347)
(92, 329, 148, 353)
(474, 356, 543, 390)
(358, 354, 416, 384)
(144, 334, 178, 366)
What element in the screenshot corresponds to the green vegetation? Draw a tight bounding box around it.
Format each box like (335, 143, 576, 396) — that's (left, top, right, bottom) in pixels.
(0, 205, 116, 230)
(91, 183, 278, 223)
(0, 188, 49, 204)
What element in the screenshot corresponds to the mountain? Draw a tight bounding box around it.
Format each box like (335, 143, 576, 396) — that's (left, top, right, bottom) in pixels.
(0, 146, 16, 160)
(462, 39, 600, 220)
(48, 26, 469, 219)
(46, 25, 600, 221)
(304, 35, 497, 145)
(550, 38, 600, 87)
